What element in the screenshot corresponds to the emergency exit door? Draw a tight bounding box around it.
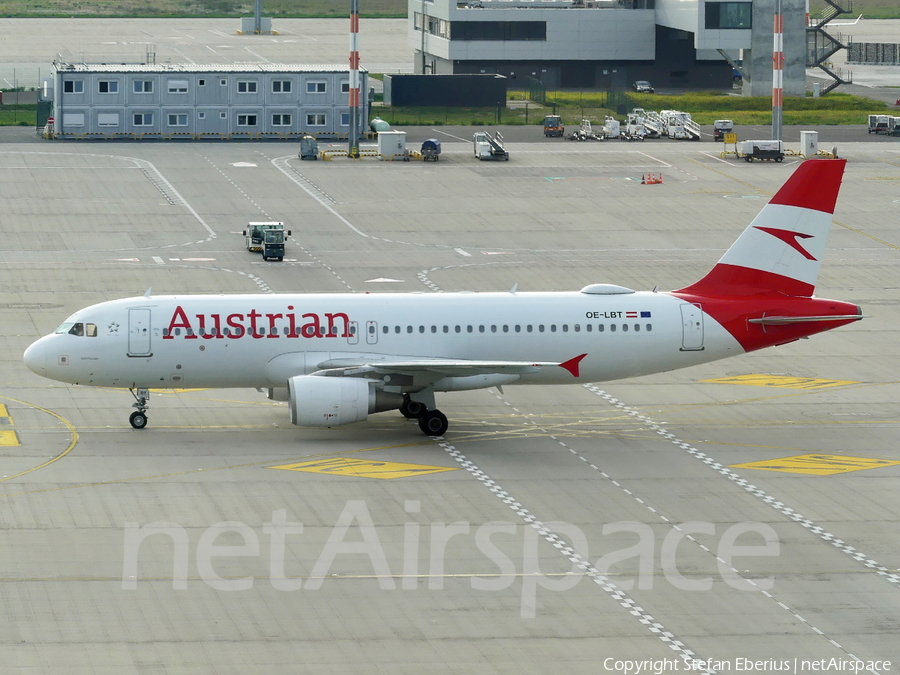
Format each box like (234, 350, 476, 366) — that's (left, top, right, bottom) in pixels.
(128, 308, 152, 356)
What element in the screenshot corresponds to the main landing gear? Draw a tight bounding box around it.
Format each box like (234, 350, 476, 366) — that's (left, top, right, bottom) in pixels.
(400, 395, 449, 437)
(129, 386, 149, 429)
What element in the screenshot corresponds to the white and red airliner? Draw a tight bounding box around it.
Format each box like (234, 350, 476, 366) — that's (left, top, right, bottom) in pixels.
(24, 159, 861, 436)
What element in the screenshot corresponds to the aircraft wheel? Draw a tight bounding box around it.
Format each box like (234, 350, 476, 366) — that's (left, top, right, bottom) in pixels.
(129, 411, 148, 429)
(418, 410, 448, 437)
(400, 397, 425, 419)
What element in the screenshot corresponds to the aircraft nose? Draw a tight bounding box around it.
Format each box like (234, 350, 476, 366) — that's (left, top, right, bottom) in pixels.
(23, 338, 48, 376)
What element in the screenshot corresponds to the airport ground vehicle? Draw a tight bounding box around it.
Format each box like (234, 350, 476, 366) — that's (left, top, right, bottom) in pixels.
(243, 222, 291, 261)
(299, 135, 318, 160)
(632, 80, 654, 93)
(542, 115, 564, 137)
(868, 115, 892, 134)
(738, 139, 785, 162)
(891, 118, 900, 137)
(713, 119, 734, 141)
(421, 138, 441, 161)
(473, 131, 509, 160)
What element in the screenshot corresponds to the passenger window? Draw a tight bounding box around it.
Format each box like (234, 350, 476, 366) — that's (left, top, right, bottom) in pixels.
(646, 324, 652, 332)
(538, 325, 545, 333)
(610, 324, 616, 332)
(455, 326, 461, 333)
(527, 325, 533, 332)
(503, 325, 509, 333)
(586, 324, 592, 332)
(515, 325, 520, 333)
(395, 326, 401, 334)
(163, 328, 169, 336)
(562, 325, 568, 332)
(479, 325, 485, 333)
(574, 324, 580, 332)
(622, 324, 628, 332)
(550, 325, 556, 332)
(598, 324, 604, 332)
(419, 326, 425, 333)
(467, 326, 473, 333)
(443, 326, 449, 333)
(407, 326, 413, 334)
(634, 324, 640, 332)
(431, 326, 437, 333)
(382, 326, 388, 334)
(490, 325, 497, 333)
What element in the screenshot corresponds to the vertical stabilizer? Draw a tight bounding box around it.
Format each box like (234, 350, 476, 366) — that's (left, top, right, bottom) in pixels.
(676, 159, 846, 297)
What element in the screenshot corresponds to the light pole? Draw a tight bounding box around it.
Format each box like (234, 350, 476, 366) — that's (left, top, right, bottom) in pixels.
(772, 0, 784, 141)
(348, 0, 361, 158)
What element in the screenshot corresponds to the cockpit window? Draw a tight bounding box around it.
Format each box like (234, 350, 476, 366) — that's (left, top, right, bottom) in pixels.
(54, 322, 96, 337)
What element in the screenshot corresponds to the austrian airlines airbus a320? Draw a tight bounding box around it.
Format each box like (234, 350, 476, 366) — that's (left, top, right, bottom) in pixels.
(24, 159, 861, 436)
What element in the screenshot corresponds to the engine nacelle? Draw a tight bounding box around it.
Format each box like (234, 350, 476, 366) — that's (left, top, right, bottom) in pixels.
(287, 375, 403, 427)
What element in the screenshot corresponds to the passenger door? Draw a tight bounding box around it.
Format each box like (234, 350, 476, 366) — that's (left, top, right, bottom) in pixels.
(128, 308, 152, 356)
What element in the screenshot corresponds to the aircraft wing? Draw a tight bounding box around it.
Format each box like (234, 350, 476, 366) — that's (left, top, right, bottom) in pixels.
(311, 353, 588, 383)
(313, 357, 548, 379)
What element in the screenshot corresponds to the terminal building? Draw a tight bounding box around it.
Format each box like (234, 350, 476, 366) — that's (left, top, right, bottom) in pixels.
(48, 62, 369, 139)
(408, 0, 807, 96)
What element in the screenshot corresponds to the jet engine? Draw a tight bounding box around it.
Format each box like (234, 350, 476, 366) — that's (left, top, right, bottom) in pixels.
(287, 375, 403, 427)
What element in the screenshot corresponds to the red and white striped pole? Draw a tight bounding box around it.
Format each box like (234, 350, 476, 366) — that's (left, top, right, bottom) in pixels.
(348, 0, 361, 158)
(772, 0, 784, 141)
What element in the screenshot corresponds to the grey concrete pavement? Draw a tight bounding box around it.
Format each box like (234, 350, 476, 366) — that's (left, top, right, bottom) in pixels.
(1, 137, 899, 673)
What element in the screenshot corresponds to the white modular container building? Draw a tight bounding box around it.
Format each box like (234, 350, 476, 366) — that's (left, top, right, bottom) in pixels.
(49, 62, 369, 140)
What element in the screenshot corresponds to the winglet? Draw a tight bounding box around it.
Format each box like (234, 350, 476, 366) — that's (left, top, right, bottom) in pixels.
(509, 283, 518, 295)
(143, 287, 152, 298)
(558, 353, 588, 378)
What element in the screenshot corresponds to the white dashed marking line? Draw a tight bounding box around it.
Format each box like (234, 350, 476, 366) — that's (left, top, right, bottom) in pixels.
(488, 389, 884, 672)
(582, 383, 900, 590)
(434, 436, 714, 673)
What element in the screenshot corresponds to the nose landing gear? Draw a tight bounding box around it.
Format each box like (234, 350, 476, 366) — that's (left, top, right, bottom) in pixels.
(129, 387, 149, 429)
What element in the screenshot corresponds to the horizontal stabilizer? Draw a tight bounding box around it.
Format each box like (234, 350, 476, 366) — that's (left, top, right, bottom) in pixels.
(748, 313, 862, 325)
